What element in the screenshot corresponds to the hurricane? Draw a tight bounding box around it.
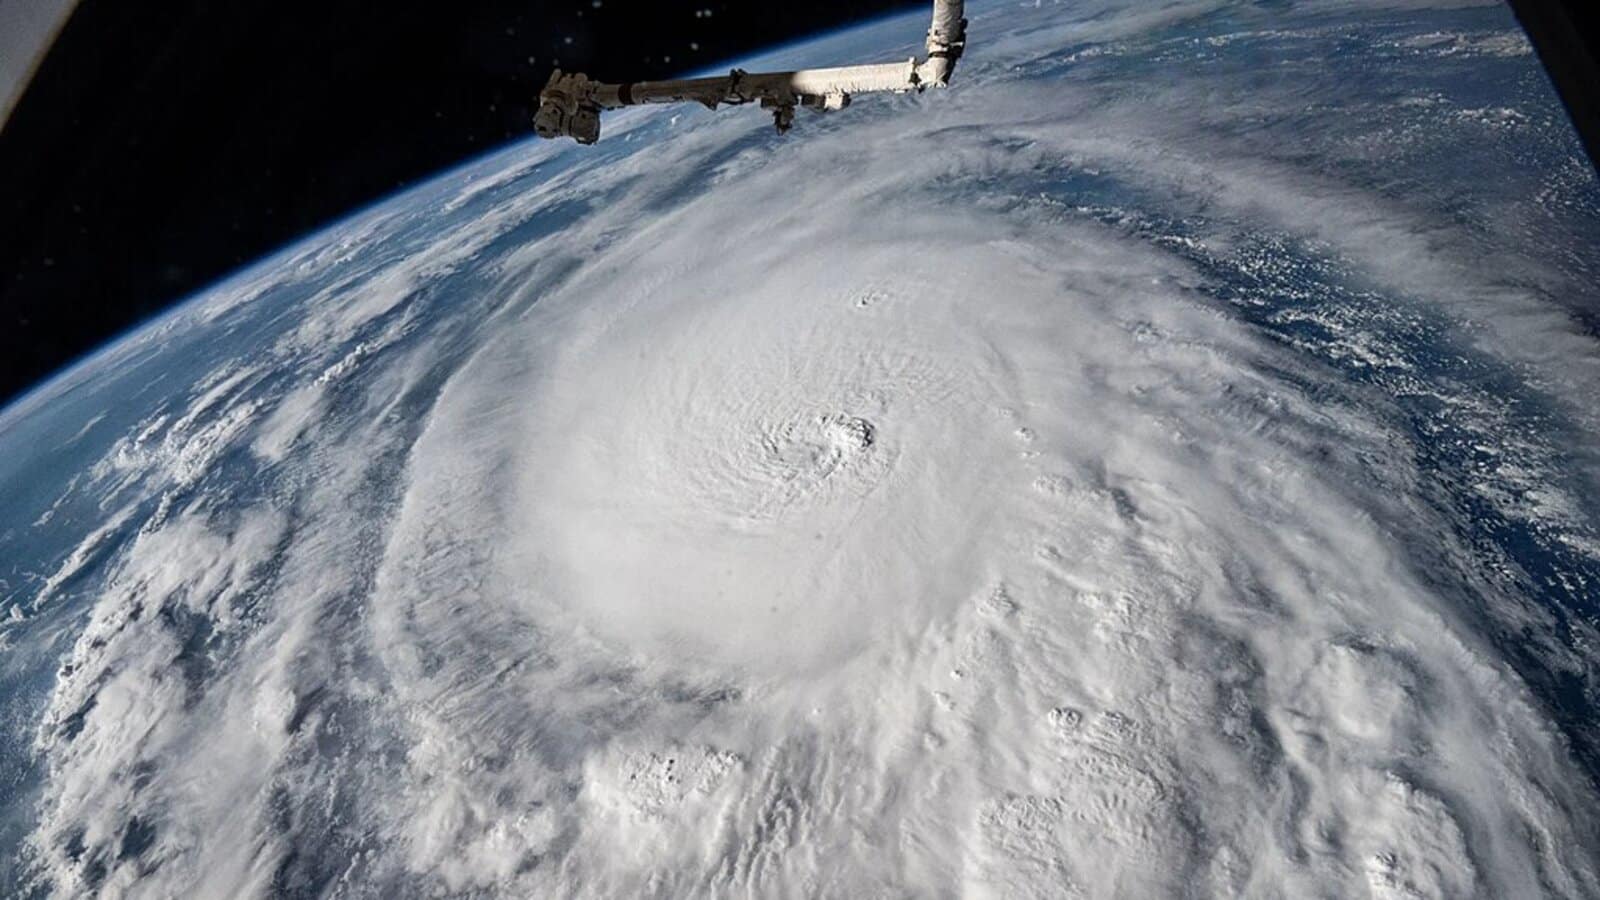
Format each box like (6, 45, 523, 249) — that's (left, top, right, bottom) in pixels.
(2, 0, 1599, 896)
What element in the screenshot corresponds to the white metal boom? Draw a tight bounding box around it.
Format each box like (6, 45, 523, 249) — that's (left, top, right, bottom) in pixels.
(533, 0, 967, 144)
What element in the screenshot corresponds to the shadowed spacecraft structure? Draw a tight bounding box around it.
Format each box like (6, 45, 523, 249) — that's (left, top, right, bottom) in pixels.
(534, 0, 967, 144)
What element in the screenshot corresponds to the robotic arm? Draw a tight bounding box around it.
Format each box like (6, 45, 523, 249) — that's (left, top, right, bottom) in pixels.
(534, 0, 967, 145)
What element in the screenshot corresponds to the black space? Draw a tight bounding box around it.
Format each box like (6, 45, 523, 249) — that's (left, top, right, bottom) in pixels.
(0, 0, 1595, 408)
